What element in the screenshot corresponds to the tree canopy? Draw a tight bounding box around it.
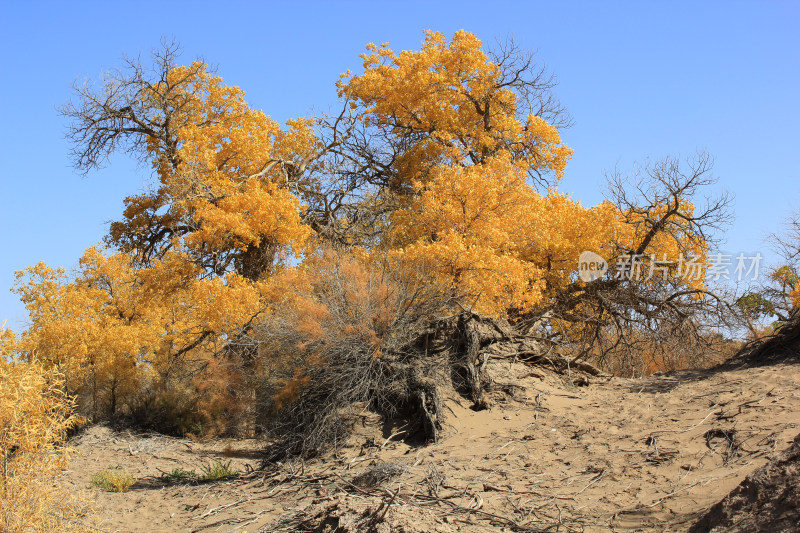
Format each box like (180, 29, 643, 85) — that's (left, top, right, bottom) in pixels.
(11, 32, 738, 440)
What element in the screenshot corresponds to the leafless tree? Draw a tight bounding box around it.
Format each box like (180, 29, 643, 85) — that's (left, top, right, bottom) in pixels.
(770, 210, 800, 266)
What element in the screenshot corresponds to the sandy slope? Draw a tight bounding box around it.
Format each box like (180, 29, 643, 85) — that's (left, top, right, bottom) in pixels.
(690, 430, 800, 532)
(59, 356, 800, 532)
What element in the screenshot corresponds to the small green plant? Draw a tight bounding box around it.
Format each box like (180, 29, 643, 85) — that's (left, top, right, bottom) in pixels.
(200, 459, 238, 481)
(163, 467, 199, 483)
(91, 467, 136, 492)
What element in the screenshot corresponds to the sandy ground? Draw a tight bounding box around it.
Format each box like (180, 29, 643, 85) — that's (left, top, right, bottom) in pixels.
(59, 356, 800, 532)
(690, 430, 800, 532)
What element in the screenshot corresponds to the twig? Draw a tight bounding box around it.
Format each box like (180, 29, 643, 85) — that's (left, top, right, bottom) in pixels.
(376, 487, 400, 522)
(613, 479, 705, 517)
(575, 469, 606, 495)
(650, 404, 719, 435)
(191, 498, 251, 520)
(220, 511, 266, 533)
(380, 429, 407, 450)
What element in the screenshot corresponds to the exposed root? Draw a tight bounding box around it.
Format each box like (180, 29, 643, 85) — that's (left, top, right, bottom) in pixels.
(263, 311, 600, 460)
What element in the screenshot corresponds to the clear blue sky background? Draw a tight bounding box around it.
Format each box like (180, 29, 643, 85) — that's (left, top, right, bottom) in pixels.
(1, 0, 798, 329)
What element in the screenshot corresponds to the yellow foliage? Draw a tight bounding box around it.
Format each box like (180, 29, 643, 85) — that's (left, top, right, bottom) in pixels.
(10, 31, 719, 436)
(383, 146, 702, 316)
(13, 247, 265, 419)
(0, 358, 93, 532)
(770, 265, 800, 311)
(339, 32, 710, 317)
(13, 60, 320, 428)
(791, 286, 800, 309)
(0, 323, 17, 356)
(340, 30, 572, 188)
(388, 156, 545, 315)
(616, 199, 709, 289)
(109, 61, 312, 278)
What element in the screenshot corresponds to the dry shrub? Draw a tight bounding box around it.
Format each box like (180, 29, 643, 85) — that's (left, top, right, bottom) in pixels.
(120, 342, 260, 438)
(111, 343, 246, 437)
(253, 248, 454, 458)
(586, 322, 738, 377)
(191, 352, 256, 436)
(124, 379, 206, 436)
(745, 324, 779, 342)
(0, 355, 94, 532)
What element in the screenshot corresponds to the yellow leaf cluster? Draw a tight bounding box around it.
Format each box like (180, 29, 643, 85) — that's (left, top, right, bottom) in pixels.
(771, 265, 800, 310)
(13, 246, 266, 418)
(0, 358, 92, 532)
(616, 199, 710, 290)
(110, 62, 313, 274)
(340, 30, 572, 188)
(791, 285, 800, 309)
(388, 156, 546, 315)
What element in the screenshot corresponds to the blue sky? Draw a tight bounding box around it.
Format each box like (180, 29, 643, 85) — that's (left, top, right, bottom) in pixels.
(1, 0, 798, 328)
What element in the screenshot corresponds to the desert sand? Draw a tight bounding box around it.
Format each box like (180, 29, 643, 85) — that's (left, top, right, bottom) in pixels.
(59, 346, 800, 533)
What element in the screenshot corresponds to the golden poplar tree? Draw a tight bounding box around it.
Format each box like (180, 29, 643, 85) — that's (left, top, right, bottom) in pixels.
(10, 32, 730, 437)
